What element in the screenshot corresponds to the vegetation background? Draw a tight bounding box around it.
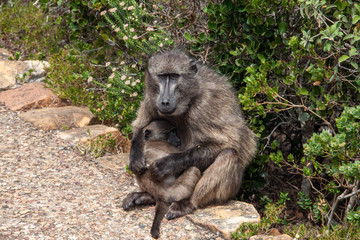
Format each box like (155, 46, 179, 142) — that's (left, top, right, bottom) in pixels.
(1, 0, 359, 239)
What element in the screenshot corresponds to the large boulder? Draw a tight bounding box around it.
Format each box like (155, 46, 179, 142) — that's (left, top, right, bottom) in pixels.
(0, 60, 50, 90)
(0, 82, 63, 111)
(186, 201, 260, 239)
(19, 106, 94, 130)
(0, 60, 26, 90)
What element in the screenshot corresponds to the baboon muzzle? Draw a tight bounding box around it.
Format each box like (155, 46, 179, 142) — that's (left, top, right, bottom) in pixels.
(158, 76, 176, 114)
(161, 77, 170, 106)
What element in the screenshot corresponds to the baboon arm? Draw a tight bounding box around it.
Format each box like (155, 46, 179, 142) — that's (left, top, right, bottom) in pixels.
(129, 130, 146, 175)
(129, 101, 154, 175)
(149, 142, 223, 180)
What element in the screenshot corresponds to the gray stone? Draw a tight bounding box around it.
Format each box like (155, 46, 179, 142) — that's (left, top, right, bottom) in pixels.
(186, 201, 260, 239)
(0, 60, 50, 90)
(19, 106, 94, 130)
(0, 82, 63, 111)
(21, 60, 50, 82)
(58, 125, 130, 153)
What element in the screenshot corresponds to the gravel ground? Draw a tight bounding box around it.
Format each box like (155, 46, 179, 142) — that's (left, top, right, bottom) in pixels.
(0, 103, 221, 240)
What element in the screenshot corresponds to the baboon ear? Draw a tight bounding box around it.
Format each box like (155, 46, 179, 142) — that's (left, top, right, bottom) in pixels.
(189, 60, 198, 74)
(144, 129, 151, 141)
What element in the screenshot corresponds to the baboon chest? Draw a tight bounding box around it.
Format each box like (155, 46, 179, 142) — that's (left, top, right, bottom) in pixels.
(163, 116, 193, 150)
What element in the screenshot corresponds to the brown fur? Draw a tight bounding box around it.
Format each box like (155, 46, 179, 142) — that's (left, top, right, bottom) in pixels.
(123, 120, 201, 238)
(128, 49, 257, 220)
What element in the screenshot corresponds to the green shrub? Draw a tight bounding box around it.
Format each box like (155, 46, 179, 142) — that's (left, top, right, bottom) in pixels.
(0, 0, 63, 59)
(185, 0, 360, 226)
(91, 0, 173, 135)
(46, 46, 97, 106)
(304, 106, 360, 225)
(232, 192, 289, 239)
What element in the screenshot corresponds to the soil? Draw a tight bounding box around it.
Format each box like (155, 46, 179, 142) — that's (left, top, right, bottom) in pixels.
(0, 103, 221, 240)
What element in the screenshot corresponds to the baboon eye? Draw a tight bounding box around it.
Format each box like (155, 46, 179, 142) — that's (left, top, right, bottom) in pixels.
(169, 74, 180, 80)
(158, 74, 180, 81)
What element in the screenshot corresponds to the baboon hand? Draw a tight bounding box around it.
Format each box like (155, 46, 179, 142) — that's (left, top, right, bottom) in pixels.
(129, 157, 146, 175)
(149, 158, 173, 180)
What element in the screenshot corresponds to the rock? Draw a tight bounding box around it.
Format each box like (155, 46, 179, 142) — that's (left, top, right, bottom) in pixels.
(19, 106, 94, 130)
(58, 125, 130, 153)
(0, 82, 63, 110)
(249, 234, 294, 240)
(186, 201, 260, 239)
(21, 60, 50, 82)
(0, 60, 26, 89)
(0, 48, 14, 60)
(96, 154, 129, 171)
(267, 228, 282, 236)
(0, 60, 50, 89)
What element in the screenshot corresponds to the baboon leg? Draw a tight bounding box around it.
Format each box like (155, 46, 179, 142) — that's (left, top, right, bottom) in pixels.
(122, 192, 155, 211)
(192, 148, 243, 207)
(150, 201, 169, 239)
(165, 167, 201, 203)
(166, 148, 243, 219)
(136, 173, 167, 198)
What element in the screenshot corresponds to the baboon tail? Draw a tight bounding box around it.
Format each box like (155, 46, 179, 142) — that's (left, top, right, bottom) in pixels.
(150, 201, 169, 239)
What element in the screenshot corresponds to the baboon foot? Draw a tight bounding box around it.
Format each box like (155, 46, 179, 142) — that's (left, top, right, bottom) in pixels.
(165, 199, 195, 220)
(122, 192, 155, 211)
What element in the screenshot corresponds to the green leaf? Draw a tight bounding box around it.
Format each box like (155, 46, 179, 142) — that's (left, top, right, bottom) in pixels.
(279, 22, 288, 34)
(79, 18, 88, 28)
(299, 112, 310, 123)
(198, 33, 206, 41)
(339, 55, 349, 63)
(349, 47, 357, 57)
(300, 87, 309, 96)
(336, 0, 348, 11)
(184, 32, 192, 41)
(355, 3, 360, 13)
(350, 61, 359, 70)
(69, 22, 78, 31)
(352, 15, 360, 25)
(324, 40, 332, 52)
(316, 101, 326, 110)
(257, 53, 266, 63)
(352, 36, 360, 44)
(343, 34, 354, 41)
(230, 50, 240, 56)
(271, 140, 280, 149)
(55, 16, 62, 25)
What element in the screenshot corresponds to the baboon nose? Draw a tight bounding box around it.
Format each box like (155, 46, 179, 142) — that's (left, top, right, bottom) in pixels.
(161, 99, 170, 105)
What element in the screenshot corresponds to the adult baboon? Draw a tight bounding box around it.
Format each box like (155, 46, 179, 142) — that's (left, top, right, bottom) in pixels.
(123, 119, 201, 238)
(127, 49, 257, 219)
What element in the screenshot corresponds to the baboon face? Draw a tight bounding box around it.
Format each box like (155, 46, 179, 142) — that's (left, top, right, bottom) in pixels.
(144, 120, 181, 147)
(147, 50, 198, 116)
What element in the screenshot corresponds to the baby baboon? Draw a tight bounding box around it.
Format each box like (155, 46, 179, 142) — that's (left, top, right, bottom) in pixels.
(123, 119, 201, 238)
(127, 49, 257, 219)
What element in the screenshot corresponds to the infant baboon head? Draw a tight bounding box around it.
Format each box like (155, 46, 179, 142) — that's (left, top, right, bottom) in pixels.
(144, 120, 180, 147)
